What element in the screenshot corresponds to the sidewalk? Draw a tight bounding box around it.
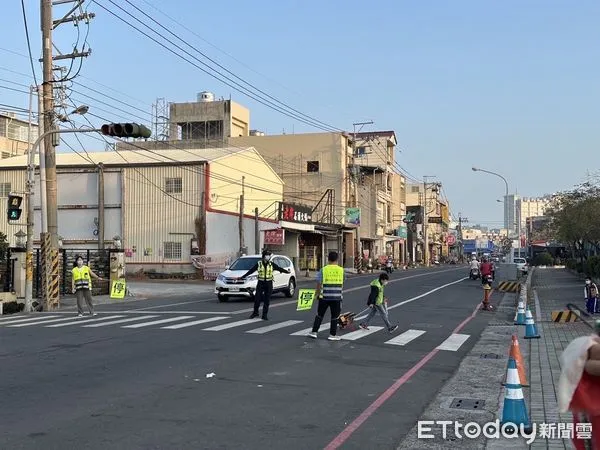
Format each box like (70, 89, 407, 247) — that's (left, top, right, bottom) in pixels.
(396, 268, 596, 449)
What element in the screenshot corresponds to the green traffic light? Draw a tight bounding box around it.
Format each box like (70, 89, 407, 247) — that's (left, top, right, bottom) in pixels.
(8, 209, 21, 220)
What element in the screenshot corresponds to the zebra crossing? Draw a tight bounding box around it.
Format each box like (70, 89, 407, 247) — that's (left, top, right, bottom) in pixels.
(0, 313, 471, 351)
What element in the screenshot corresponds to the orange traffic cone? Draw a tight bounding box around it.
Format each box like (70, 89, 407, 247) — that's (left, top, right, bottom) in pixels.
(502, 335, 529, 387)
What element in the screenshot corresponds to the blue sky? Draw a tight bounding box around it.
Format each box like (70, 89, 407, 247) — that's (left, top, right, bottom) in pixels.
(1, 0, 599, 227)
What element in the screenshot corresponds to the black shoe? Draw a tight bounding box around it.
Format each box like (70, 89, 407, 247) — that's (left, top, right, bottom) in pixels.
(388, 325, 399, 333)
(249, 313, 259, 319)
(262, 315, 268, 320)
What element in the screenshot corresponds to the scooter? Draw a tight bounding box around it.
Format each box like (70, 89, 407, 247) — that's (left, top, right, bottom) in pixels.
(469, 268, 480, 280)
(385, 260, 394, 274)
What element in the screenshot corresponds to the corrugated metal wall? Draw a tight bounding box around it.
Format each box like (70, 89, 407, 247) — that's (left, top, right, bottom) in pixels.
(123, 164, 204, 265)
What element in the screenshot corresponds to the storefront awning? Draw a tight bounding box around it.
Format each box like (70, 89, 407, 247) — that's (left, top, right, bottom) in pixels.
(280, 220, 315, 232)
(385, 236, 403, 242)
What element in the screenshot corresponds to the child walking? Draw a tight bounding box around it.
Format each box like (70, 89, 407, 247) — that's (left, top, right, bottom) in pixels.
(359, 272, 398, 332)
(584, 277, 598, 314)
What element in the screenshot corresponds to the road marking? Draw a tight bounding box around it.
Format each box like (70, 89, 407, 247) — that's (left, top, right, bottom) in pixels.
(83, 315, 160, 327)
(0, 315, 60, 325)
(436, 333, 470, 351)
(340, 326, 384, 340)
(203, 318, 262, 331)
(46, 315, 125, 327)
(246, 320, 304, 334)
(128, 299, 217, 311)
(8, 316, 82, 327)
(161, 316, 229, 329)
(355, 277, 467, 320)
(324, 303, 481, 450)
(290, 327, 315, 336)
(231, 268, 465, 314)
(42, 310, 231, 315)
(384, 329, 426, 346)
(122, 316, 195, 328)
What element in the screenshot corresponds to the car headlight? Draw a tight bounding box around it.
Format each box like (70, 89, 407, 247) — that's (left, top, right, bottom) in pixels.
(245, 275, 257, 282)
(217, 275, 225, 282)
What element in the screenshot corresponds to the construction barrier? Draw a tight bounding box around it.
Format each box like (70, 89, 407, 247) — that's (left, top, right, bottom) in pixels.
(497, 281, 520, 292)
(551, 310, 580, 323)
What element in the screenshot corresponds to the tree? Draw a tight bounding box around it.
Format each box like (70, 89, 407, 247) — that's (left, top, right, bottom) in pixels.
(0, 231, 8, 262)
(545, 181, 600, 261)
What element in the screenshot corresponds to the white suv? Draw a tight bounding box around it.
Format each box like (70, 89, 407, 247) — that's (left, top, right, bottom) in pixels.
(214, 254, 297, 302)
(514, 257, 528, 274)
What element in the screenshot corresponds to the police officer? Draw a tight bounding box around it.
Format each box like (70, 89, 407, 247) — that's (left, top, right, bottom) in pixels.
(240, 249, 290, 320)
(308, 251, 344, 341)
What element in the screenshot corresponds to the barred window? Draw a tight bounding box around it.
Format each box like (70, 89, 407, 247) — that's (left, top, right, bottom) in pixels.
(0, 183, 11, 197)
(165, 177, 182, 194)
(163, 242, 182, 260)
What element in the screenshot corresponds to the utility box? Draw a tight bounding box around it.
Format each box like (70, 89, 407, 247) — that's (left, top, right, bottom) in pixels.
(9, 248, 26, 299)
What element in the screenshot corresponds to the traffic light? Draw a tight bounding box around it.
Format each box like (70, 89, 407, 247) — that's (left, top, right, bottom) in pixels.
(7, 193, 23, 222)
(100, 123, 152, 139)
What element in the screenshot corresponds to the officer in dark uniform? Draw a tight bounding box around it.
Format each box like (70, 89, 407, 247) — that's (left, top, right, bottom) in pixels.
(240, 249, 290, 320)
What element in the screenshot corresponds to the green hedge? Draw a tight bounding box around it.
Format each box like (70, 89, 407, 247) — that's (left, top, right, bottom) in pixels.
(565, 256, 600, 277)
(531, 252, 554, 266)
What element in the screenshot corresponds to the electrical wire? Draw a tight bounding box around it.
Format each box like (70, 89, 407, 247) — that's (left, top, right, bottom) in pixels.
(91, 0, 340, 132)
(20, 0, 38, 87)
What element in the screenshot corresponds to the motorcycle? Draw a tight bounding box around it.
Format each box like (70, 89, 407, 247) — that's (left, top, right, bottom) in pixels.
(469, 268, 480, 280)
(385, 260, 394, 274)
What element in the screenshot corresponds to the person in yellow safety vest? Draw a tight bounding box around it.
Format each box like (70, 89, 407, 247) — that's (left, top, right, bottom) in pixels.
(72, 255, 104, 317)
(359, 272, 398, 332)
(308, 251, 345, 341)
(240, 249, 290, 320)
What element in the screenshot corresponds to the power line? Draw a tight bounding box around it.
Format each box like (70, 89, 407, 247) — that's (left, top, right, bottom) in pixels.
(19, 0, 38, 86)
(92, 0, 340, 132)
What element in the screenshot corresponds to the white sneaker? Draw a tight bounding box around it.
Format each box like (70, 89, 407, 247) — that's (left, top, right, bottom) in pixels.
(307, 332, 317, 339)
(77, 313, 84, 317)
(328, 335, 341, 341)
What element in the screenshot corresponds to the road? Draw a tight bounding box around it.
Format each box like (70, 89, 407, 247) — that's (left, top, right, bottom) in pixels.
(0, 265, 494, 449)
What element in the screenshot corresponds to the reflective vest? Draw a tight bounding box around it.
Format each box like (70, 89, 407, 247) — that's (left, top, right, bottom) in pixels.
(72, 265, 92, 290)
(370, 278, 385, 305)
(321, 264, 344, 301)
(257, 261, 274, 282)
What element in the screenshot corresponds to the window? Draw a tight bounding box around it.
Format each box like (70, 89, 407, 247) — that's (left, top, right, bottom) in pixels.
(0, 182, 11, 197)
(165, 177, 182, 194)
(1, 152, 9, 159)
(229, 257, 260, 271)
(306, 161, 319, 172)
(163, 242, 182, 260)
(274, 257, 291, 268)
(411, 186, 420, 193)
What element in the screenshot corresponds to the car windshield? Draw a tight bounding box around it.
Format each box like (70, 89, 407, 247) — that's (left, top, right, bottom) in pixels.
(514, 258, 526, 264)
(229, 257, 260, 271)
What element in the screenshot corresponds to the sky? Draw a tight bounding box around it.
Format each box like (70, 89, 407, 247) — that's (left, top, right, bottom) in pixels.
(1, 0, 599, 227)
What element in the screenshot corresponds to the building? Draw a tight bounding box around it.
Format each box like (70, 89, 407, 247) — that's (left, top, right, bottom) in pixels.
(169, 91, 250, 143)
(518, 196, 550, 229)
(0, 146, 282, 274)
(0, 111, 38, 159)
(504, 194, 518, 235)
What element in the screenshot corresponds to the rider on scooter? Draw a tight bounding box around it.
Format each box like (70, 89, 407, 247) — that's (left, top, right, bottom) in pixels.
(480, 256, 493, 285)
(469, 256, 480, 277)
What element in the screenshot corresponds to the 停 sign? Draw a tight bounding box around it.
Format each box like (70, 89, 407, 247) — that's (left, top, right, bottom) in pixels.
(264, 228, 285, 245)
(278, 202, 313, 223)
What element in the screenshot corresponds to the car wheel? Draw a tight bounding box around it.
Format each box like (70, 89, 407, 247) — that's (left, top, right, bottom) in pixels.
(218, 294, 227, 303)
(285, 277, 296, 298)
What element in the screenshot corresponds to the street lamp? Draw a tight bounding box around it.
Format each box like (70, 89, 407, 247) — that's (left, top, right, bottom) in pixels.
(113, 236, 122, 249)
(58, 236, 63, 249)
(472, 167, 510, 229)
(56, 105, 89, 123)
(15, 230, 26, 248)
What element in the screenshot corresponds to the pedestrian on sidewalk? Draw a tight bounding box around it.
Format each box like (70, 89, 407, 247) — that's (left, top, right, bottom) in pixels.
(241, 249, 290, 320)
(72, 255, 104, 317)
(308, 251, 344, 341)
(584, 277, 598, 314)
(359, 273, 399, 332)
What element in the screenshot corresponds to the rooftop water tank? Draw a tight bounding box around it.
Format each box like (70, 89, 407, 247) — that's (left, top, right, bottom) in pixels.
(197, 91, 215, 102)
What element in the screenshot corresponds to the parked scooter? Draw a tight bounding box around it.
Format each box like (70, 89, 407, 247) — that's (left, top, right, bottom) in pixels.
(469, 268, 481, 280)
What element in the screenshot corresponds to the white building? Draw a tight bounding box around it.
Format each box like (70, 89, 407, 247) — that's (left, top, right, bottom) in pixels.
(0, 146, 282, 274)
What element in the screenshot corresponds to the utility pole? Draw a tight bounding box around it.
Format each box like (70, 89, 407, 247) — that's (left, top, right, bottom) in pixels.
(351, 121, 373, 273)
(40, 0, 93, 309)
(422, 176, 438, 266)
(458, 213, 468, 262)
(254, 207, 259, 254)
(24, 86, 36, 312)
(239, 176, 245, 255)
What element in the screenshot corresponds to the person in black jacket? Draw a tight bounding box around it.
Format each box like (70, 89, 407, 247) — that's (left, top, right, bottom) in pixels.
(359, 272, 398, 332)
(240, 249, 290, 320)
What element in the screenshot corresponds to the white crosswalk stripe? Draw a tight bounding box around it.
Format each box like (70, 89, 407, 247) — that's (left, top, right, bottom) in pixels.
(203, 318, 262, 331)
(122, 316, 195, 329)
(436, 333, 470, 351)
(161, 316, 228, 330)
(246, 320, 303, 334)
(290, 327, 315, 336)
(384, 329, 426, 346)
(8, 316, 84, 327)
(83, 315, 160, 327)
(46, 315, 125, 327)
(340, 326, 384, 341)
(0, 315, 60, 325)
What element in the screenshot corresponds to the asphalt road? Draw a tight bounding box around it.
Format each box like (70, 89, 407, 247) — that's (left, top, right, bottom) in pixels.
(0, 265, 496, 450)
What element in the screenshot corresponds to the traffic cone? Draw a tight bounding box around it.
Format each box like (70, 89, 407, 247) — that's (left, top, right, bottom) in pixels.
(501, 357, 532, 433)
(524, 308, 540, 339)
(514, 301, 526, 325)
(502, 335, 529, 387)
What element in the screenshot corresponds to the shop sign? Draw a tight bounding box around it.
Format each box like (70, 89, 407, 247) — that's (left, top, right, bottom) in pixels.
(278, 202, 313, 223)
(264, 228, 285, 245)
(345, 207, 361, 226)
(396, 225, 407, 238)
